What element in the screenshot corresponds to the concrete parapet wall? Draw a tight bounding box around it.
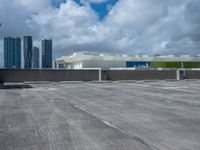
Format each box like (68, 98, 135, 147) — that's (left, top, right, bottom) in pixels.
(0, 69, 99, 83)
(1, 69, 200, 83)
(106, 70, 177, 81)
(185, 70, 200, 79)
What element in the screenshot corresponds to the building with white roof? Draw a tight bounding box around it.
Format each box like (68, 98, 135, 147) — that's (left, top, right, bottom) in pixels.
(55, 52, 200, 69)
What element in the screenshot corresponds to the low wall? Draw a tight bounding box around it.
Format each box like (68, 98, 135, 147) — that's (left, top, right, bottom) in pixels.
(185, 70, 200, 79)
(106, 70, 177, 81)
(0, 69, 99, 83)
(1, 69, 200, 83)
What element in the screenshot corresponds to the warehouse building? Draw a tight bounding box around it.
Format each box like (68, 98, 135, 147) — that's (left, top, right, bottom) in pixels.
(55, 52, 200, 69)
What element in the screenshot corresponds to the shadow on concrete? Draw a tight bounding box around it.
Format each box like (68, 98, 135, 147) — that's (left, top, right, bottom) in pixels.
(0, 84, 33, 89)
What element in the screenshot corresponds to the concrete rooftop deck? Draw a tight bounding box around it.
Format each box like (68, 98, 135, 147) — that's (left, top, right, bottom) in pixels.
(0, 80, 200, 150)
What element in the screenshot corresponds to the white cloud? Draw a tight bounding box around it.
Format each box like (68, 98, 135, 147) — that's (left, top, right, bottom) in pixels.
(13, 0, 51, 12)
(28, 0, 99, 50)
(1, 0, 200, 67)
(101, 0, 200, 54)
(81, 0, 108, 4)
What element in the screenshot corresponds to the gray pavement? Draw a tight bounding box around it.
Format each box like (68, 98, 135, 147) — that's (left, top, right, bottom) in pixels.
(0, 80, 200, 150)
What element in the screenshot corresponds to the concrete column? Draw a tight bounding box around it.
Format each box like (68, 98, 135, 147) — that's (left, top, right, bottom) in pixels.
(177, 69, 180, 80)
(99, 69, 102, 81)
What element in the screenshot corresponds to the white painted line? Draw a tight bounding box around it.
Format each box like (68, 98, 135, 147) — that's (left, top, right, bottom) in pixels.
(102, 120, 118, 129)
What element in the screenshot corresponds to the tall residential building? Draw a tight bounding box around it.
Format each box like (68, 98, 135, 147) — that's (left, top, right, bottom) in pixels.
(32, 47, 39, 68)
(42, 39, 52, 68)
(4, 37, 21, 68)
(15, 38, 21, 68)
(23, 36, 32, 69)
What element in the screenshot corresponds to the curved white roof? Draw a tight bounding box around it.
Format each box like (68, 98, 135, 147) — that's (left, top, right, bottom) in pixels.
(56, 52, 200, 63)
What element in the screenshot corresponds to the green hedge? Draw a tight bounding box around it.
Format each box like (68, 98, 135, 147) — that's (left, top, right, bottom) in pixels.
(151, 62, 200, 68)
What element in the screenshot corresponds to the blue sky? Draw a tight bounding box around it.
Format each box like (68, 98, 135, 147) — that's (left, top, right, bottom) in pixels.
(75, 0, 118, 20)
(52, 0, 118, 20)
(90, 0, 118, 20)
(51, 0, 66, 7)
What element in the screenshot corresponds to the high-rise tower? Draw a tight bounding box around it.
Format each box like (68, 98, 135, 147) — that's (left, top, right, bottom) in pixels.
(42, 39, 52, 68)
(4, 37, 21, 68)
(23, 36, 32, 69)
(32, 47, 40, 68)
(15, 37, 21, 68)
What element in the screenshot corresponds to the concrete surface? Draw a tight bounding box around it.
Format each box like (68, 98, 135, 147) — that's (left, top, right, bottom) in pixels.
(0, 80, 200, 150)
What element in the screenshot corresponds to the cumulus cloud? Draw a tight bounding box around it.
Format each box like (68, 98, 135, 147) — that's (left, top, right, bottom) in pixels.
(14, 0, 50, 12)
(1, 0, 200, 67)
(102, 0, 200, 54)
(81, 0, 108, 4)
(27, 0, 100, 54)
(0, 0, 50, 38)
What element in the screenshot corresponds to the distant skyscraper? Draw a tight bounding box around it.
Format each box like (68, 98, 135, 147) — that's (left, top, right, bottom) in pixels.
(4, 37, 21, 68)
(24, 36, 32, 69)
(15, 38, 21, 68)
(32, 47, 39, 68)
(42, 39, 52, 68)
(4, 37, 15, 68)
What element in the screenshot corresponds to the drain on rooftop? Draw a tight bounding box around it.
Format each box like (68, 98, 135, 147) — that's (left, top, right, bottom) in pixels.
(0, 84, 33, 89)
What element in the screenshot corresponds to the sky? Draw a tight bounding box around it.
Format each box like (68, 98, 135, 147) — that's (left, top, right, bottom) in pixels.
(0, 0, 200, 66)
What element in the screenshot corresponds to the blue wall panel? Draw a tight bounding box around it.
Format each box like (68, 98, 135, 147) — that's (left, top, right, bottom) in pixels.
(126, 61, 150, 68)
